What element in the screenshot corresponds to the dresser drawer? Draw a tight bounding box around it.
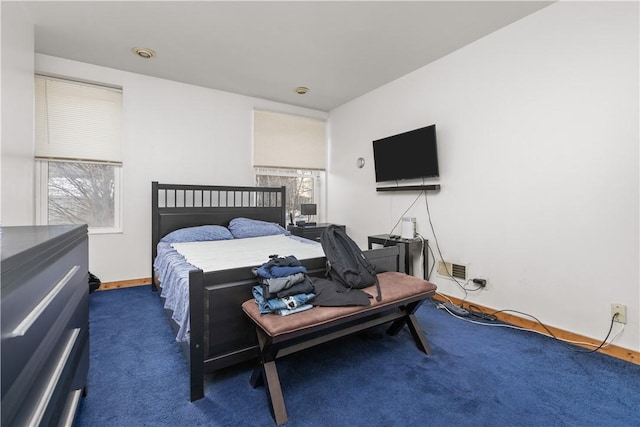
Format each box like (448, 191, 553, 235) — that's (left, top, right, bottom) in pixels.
(1, 225, 88, 427)
(9, 325, 88, 427)
(1, 242, 87, 390)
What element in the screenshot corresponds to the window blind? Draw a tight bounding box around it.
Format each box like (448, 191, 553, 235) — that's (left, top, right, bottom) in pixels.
(35, 75, 123, 163)
(253, 110, 326, 170)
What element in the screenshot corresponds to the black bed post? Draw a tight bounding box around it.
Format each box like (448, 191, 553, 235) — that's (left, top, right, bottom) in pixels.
(189, 269, 205, 402)
(397, 244, 406, 274)
(151, 181, 159, 291)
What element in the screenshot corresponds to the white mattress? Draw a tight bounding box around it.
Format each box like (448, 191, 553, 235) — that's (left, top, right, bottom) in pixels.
(157, 234, 324, 342)
(171, 234, 325, 272)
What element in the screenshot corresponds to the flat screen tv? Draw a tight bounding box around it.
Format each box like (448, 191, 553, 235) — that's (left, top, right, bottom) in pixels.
(372, 124, 439, 182)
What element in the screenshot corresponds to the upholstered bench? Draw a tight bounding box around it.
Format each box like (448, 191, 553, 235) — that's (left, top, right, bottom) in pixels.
(241, 271, 437, 425)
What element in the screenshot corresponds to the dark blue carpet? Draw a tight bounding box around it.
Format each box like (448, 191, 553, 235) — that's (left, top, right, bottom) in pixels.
(76, 286, 640, 426)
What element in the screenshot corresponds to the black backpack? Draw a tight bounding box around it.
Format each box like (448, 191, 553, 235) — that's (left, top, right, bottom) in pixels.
(88, 272, 101, 293)
(320, 225, 382, 302)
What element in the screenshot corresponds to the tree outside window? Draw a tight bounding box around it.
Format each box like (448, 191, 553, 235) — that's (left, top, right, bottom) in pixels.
(47, 162, 118, 227)
(255, 168, 320, 219)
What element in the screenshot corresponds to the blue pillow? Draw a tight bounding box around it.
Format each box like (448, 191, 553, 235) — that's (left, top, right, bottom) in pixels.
(161, 225, 234, 243)
(228, 217, 289, 239)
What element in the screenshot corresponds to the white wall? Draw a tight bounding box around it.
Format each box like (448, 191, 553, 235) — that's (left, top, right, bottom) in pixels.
(328, 2, 639, 351)
(33, 54, 327, 282)
(1, 1, 34, 225)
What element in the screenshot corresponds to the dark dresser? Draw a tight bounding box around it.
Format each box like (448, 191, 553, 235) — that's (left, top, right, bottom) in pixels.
(287, 223, 345, 242)
(1, 225, 89, 427)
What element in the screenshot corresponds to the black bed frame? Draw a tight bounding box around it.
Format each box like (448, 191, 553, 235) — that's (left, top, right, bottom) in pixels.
(151, 182, 404, 401)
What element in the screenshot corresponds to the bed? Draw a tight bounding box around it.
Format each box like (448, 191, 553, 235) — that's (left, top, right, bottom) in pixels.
(151, 182, 405, 401)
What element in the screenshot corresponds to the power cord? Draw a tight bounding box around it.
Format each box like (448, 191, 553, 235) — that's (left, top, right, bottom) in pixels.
(422, 188, 469, 299)
(384, 189, 425, 243)
(434, 291, 455, 305)
(462, 280, 484, 292)
(488, 308, 621, 354)
(415, 232, 436, 280)
(417, 182, 622, 353)
(464, 303, 497, 321)
(435, 301, 624, 353)
(418, 184, 621, 353)
(382, 189, 431, 278)
(380, 180, 446, 284)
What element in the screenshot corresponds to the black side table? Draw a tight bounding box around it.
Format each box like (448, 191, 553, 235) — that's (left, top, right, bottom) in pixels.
(287, 223, 345, 242)
(367, 234, 428, 280)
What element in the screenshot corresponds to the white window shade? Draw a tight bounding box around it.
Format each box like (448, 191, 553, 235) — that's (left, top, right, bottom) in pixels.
(35, 76, 123, 163)
(253, 110, 326, 170)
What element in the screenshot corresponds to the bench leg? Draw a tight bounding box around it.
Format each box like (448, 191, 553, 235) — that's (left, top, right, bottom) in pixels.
(263, 360, 288, 425)
(406, 313, 432, 354)
(386, 300, 423, 335)
(255, 329, 288, 425)
(386, 317, 408, 336)
(250, 366, 264, 388)
(386, 300, 432, 355)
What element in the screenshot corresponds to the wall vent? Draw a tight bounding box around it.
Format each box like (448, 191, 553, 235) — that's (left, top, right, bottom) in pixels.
(437, 261, 467, 280)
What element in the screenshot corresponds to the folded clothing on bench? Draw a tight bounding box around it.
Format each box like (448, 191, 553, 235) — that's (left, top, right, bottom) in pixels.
(242, 271, 437, 338)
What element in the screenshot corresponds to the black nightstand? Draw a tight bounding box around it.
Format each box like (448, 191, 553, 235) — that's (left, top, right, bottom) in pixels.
(287, 223, 345, 242)
(367, 234, 428, 280)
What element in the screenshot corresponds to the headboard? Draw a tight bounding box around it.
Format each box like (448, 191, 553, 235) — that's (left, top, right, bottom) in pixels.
(151, 181, 287, 281)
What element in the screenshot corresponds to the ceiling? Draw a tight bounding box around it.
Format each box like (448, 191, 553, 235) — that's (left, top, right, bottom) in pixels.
(23, 1, 553, 112)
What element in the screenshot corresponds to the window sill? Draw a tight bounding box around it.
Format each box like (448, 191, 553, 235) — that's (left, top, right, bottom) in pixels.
(88, 227, 123, 235)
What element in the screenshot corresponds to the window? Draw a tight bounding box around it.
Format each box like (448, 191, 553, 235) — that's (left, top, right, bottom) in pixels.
(255, 167, 323, 219)
(34, 75, 122, 233)
(36, 160, 122, 231)
(253, 110, 326, 220)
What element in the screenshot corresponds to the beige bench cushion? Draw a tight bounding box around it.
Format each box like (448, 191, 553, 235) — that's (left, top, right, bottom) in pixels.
(241, 271, 436, 338)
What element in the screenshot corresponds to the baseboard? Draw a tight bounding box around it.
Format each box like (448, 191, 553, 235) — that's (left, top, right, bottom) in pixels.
(433, 294, 639, 366)
(98, 277, 151, 291)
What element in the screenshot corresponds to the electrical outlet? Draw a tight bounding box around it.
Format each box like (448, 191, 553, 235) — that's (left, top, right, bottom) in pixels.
(472, 278, 487, 288)
(611, 304, 627, 324)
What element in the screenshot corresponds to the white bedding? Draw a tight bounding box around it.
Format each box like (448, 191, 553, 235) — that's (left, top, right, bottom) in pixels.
(171, 234, 325, 272)
(156, 234, 324, 342)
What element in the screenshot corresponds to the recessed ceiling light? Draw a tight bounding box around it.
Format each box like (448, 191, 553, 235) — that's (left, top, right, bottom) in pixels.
(294, 86, 309, 95)
(132, 47, 156, 59)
